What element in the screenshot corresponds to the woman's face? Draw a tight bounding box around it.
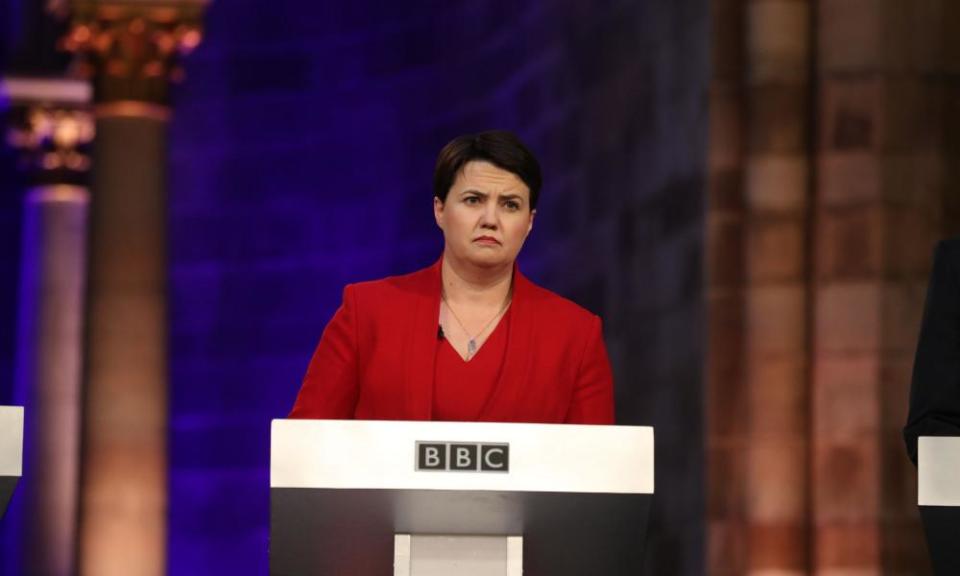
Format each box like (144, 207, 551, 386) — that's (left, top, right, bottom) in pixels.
(434, 160, 535, 271)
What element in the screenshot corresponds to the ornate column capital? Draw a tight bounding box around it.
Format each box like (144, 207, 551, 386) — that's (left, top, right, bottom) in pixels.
(63, 1, 206, 112)
(2, 77, 94, 187)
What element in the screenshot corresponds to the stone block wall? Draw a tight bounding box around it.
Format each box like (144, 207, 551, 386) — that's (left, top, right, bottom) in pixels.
(707, 0, 960, 573)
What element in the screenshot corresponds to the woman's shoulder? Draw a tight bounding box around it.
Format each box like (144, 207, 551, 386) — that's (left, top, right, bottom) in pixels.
(345, 262, 438, 301)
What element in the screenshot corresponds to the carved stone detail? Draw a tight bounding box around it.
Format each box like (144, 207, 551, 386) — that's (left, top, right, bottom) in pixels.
(64, 1, 204, 106)
(7, 103, 95, 184)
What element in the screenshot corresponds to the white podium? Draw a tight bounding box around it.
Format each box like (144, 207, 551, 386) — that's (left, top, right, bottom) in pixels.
(918, 436, 960, 573)
(270, 419, 654, 575)
(0, 406, 24, 518)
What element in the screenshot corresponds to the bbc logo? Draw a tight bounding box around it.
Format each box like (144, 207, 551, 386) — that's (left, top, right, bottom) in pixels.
(416, 441, 510, 473)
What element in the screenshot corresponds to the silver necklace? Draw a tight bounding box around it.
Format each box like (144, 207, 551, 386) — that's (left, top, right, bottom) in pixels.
(441, 291, 511, 360)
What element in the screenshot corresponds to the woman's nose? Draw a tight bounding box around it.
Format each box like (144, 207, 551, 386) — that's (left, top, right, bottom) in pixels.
(479, 203, 498, 228)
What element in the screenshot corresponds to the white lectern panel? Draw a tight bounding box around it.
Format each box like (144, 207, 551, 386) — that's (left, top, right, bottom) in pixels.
(271, 419, 653, 494)
(1, 405, 24, 518)
(270, 419, 654, 575)
(918, 436, 960, 506)
(0, 406, 24, 477)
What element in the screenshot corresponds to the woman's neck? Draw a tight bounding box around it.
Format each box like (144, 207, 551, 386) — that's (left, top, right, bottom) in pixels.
(441, 252, 513, 307)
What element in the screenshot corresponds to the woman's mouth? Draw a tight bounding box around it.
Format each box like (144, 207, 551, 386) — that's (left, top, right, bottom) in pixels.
(473, 236, 501, 245)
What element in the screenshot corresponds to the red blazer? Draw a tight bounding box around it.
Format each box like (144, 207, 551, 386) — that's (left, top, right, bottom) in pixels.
(289, 259, 614, 424)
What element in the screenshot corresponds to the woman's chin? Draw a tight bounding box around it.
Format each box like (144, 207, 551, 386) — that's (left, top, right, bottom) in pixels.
(466, 250, 513, 269)
(445, 243, 517, 270)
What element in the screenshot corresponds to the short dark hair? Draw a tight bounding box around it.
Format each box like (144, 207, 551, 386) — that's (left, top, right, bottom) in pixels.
(433, 130, 542, 210)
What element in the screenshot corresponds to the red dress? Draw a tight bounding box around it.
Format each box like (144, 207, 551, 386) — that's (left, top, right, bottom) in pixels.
(433, 307, 511, 421)
(289, 259, 614, 424)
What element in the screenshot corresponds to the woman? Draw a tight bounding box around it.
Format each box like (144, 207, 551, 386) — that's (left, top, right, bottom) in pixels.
(289, 130, 613, 424)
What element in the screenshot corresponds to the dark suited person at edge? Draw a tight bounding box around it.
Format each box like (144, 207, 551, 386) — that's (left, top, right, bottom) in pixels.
(289, 130, 614, 424)
(904, 237, 960, 574)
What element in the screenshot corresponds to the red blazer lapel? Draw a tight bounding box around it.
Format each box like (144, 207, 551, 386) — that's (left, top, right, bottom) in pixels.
(400, 259, 442, 420)
(480, 266, 535, 420)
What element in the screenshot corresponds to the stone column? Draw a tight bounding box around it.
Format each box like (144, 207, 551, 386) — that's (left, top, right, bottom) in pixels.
(707, 1, 813, 574)
(3, 77, 93, 576)
(706, 0, 749, 574)
(63, 3, 203, 574)
(742, 1, 812, 574)
(813, 0, 943, 572)
(710, 1, 957, 573)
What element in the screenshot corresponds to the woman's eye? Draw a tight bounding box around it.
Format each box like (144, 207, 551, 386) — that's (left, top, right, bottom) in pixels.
(504, 201, 520, 211)
(465, 196, 481, 204)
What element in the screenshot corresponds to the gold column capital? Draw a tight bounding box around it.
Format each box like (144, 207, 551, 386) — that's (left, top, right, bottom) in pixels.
(64, 0, 207, 109)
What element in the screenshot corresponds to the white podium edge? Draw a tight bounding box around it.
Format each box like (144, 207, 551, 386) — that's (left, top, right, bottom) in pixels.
(0, 406, 24, 478)
(918, 436, 960, 507)
(270, 419, 654, 495)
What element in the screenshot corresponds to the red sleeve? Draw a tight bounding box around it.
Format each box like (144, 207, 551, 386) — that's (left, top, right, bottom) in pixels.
(565, 315, 615, 424)
(289, 285, 360, 419)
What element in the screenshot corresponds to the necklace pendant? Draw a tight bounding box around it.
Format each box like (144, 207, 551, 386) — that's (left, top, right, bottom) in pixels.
(467, 339, 477, 358)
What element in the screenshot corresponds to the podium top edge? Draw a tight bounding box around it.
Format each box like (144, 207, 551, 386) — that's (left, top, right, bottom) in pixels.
(271, 418, 653, 431)
(270, 418, 654, 494)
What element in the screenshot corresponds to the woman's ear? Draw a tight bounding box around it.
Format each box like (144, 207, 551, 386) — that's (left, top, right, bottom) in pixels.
(526, 209, 536, 237)
(433, 196, 445, 229)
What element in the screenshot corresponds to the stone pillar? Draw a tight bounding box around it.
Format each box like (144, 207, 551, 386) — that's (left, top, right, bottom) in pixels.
(707, 1, 812, 574)
(3, 77, 93, 576)
(706, 0, 749, 574)
(710, 1, 956, 573)
(742, 1, 811, 574)
(63, 3, 203, 574)
(814, 0, 942, 573)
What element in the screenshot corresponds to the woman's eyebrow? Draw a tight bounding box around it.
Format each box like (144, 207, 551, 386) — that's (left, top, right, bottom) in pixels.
(459, 190, 525, 203)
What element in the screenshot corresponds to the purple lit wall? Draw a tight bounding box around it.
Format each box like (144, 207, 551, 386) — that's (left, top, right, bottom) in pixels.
(1, 1, 708, 574)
